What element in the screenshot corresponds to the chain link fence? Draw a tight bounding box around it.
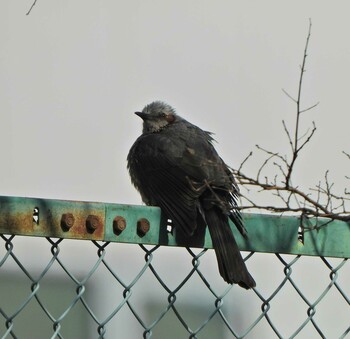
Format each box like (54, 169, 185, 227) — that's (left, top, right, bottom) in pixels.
(1, 232, 349, 339)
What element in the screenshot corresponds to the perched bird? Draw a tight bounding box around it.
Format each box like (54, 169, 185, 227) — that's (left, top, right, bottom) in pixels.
(127, 101, 255, 289)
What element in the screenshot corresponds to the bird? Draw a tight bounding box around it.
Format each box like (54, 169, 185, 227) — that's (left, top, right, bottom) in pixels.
(127, 101, 255, 289)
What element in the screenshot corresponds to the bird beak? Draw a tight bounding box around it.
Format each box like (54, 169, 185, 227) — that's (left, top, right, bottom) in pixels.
(135, 111, 149, 120)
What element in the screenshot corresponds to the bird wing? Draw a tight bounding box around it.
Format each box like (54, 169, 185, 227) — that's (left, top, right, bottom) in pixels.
(174, 125, 230, 184)
(169, 123, 246, 237)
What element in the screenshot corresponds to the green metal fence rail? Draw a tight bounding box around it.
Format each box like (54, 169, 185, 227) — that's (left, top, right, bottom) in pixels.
(0, 195, 349, 338)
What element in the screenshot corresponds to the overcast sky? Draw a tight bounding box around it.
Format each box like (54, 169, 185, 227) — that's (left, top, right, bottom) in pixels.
(1, 0, 349, 206)
(1, 1, 350, 338)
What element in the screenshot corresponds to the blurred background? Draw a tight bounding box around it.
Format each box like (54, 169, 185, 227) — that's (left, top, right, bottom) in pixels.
(0, 1, 349, 338)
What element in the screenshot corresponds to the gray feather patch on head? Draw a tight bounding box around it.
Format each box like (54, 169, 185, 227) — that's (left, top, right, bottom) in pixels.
(140, 101, 178, 133)
(142, 101, 177, 116)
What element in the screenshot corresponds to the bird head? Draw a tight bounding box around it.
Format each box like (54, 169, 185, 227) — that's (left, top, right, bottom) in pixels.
(135, 101, 177, 133)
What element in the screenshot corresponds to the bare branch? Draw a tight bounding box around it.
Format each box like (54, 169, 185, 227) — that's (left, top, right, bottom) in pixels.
(234, 19, 349, 225)
(273, 161, 287, 179)
(256, 151, 279, 182)
(26, 0, 38, 15)
(282, 88, 297, 103)
(299, 101, 320, 114)
(343, 151, 350, 160)
(237, 152, 253, 172)
(282, 120, 293, 151)
(256, 144, 289, 168)
(295, 19, 313, 151)
(296, 121, 317, 153)
(285, 19, 315, 187)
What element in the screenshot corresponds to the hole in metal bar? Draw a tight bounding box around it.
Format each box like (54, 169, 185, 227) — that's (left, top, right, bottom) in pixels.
(166, 219, 173, 234)
(298, 225, 304, 244)
(33, 207, 39, 225)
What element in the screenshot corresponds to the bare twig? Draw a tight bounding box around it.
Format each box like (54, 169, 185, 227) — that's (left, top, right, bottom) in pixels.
(26, 0, 38, 15)
(282, 120, 293, 151)
(296, 121, 317, 153)
(282, 88, 297, 103)
(238, 152, 253, 173)
(299, 102, 320, 114)
(285, 19, 314, 187)
(234, 19, 349, 224)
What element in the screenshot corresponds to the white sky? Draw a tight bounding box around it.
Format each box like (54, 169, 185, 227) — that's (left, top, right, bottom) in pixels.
(1, 1, 349, 205)
(0, 1, 349, 338)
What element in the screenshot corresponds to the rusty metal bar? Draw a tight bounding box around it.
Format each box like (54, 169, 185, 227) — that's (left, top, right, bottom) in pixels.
(0, 195, 349, 258)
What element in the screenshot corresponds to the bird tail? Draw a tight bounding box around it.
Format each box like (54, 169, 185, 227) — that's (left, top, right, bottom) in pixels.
(205, 207, 256, 289)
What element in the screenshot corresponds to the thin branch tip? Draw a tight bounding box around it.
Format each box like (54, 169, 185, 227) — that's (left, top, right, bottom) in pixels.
(235, 19, 349, 223)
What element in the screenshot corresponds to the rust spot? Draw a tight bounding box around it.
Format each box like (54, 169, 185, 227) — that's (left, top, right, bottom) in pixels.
(0, 199, 105, 240)
(61, 213, 75, 231)
(86, 215, 101, 233)
(137, 218, 150, 237)
(113, 216, 126, 235)
(57, 208, 104, 239)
